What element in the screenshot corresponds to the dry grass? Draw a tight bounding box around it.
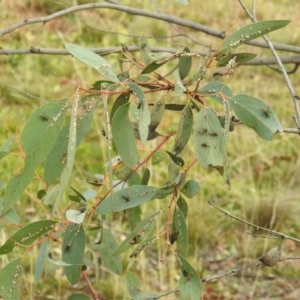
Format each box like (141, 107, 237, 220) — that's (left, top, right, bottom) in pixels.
(1, 0, 300, 299)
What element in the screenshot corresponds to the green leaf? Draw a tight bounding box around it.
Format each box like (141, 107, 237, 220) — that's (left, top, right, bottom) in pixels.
(114, 211, 162, 256)
(178, 255, 202, 300)
(177, 196, 188, 219)
(168, 158, 181, 182)
(152, 151, 168, 165)
(220, 20, 290, 52)
(141, 168, 150, 185)
(172, 104, 193, 155)
(147, 52, 175, 63)
(125, 272, 158, 299)
(62, 224, 85, 285)
(112, 103, 139, 168)
(217, 52, 257, 67)
(98, 228, 123, 275)
(193, 108, 224, 169)
(2, 101, 66, 213)
(166, 151, 185, 167)
(174, 71, 186, 94)
(110, 93, 130, 123)
(172, 207, 188, 256)
(43, 184, 60, 205)
(96, 185, 158, 214)
(149, 99, 165, 132)
(139, 36, 153, 65)
(142, 60, 167, 74)
(179, 47, 192, 80)
(65, 43, 120, 82)
(45, 98, 95, 186)
(231, 94, 283, 140)
(0, 220, 57, 255)
(53, 95, 80, 213)
(200, 81, 233, 105)
(129, 235, 158, 258)
(0, 208, 19, 230)
(180, 180, 200, 198)
(48, 254, 74, 267)
(0, 258, 22, 300)
(176, 0, 188, 4)
(114, 165, 133, 181)
(0, 138, 13, 160)
(68, 293, 91, 300)
(34, 240, 48, 283)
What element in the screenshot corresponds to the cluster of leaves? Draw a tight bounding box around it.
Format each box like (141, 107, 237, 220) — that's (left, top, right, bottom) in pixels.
(0, 19, 288, 300)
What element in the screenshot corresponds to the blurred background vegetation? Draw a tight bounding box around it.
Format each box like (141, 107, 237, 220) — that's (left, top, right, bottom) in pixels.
(1, 0, 300, 299)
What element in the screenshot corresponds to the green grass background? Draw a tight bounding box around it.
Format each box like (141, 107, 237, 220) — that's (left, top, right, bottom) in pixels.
(1, 0, 300, 299)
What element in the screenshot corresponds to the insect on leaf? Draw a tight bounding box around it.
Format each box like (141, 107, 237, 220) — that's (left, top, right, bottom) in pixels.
(113, 211, 162, 256)
(220, 20, 290, 53)
(231, 94, 283, 140)
(178, 255, 202, 300)
(0, 220, 57, 255)
(0, 258, 22, 300)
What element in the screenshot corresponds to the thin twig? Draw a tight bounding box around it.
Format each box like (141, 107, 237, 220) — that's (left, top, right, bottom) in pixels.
(208, 201, 300, 244)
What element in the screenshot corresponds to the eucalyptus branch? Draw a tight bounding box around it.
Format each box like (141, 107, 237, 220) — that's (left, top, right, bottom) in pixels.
(0, 2, 224, 39)
(208, 201, 300, 244)
(238, 0, 300, 127)
(2, 2, 300, 56)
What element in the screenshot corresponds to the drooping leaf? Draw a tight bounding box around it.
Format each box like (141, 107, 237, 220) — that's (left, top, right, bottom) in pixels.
(180, 180, 200, 198)
(166, 151, 185, 167)
(0, 138, 13, 160)
(200, 81, 233, 105)
(68, 293, 91, 300)
(231, 94, 283, 140)
(179, 47, 192, 80)
(0, 220, 57, 255)
(62, 224, 85, 285)
(177, 196, 188, 219)
(172, 207, 188, 256)
(152, 151, 168, 165)
(142, 61, 167, 74)
(43, 184, 60, 205)
(193, 108, 224, 169)
(168, 158, 181, 182)
(96, 185, 158, 214)
(222, 99, 231, 187)
(48, 254, 74, 267)
(176, 0, 188, 4)
(34, 240, 48, 283)
(149, 99, 165, 132)
(114, 211, 162, 256)
(172, 104, 193, 155)
(125, 272, 158, 299)
(220, 20, 290, 52)
(174, 71, 186, 94)
(2, 101, 66, 213)
(129, 235, 158, 258)
(98, 228, 123, 275)
(45, 98, 95, 186)
(110, 93, 130, 123)
(53, 95, 80, 213)
(69, 186, 87, 202)
(141, 168, 150, 185)
(65, 43, 120, 83)
(178, 255, 202, 300)
(112, 103, 139, 168)
(217, 52, 257, 67)
(139, 36, 153, 65)
(0, 258, 22, 300)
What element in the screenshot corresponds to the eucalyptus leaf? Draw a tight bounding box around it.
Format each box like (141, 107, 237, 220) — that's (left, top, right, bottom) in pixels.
(172, 207, 188, 256)
(179, 47, 192, 80)
(112, 103, 139, 168)
(65, 43, 120, 82)
(96, 185, 158, 214)
(0, 138, 13, 160)
(193, 108, 224, 170)
(231, 94, 283, 140)
(180, 180, 200, 198)
(62, 224, 85, 285)
(200, 81, 233, 105)
(220, 20, 290, 52)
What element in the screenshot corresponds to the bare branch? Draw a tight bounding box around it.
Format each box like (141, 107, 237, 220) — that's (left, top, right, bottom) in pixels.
(0, 2, 225, 39)
(208, 201, 300, 244)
